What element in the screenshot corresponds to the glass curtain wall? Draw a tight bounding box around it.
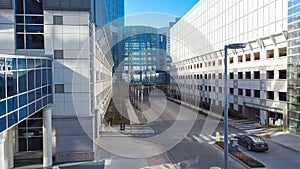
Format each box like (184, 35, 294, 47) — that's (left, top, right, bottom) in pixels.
(288, 0, 300, 133)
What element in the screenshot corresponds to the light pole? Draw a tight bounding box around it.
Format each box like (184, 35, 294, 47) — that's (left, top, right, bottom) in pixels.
(224, 43, 246, 169)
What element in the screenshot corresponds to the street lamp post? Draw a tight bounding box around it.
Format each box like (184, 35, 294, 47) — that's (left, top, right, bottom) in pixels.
(224, 43, 246, 169)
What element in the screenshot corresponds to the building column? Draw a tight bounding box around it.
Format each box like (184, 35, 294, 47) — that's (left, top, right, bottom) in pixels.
(4, 129, 14, 168)
(43, 106, 52, 167)
(0, 135, 5, 169)
(260, 110, 268, 125)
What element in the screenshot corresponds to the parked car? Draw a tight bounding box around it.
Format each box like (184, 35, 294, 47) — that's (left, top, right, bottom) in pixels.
(234, 134, 269, 152)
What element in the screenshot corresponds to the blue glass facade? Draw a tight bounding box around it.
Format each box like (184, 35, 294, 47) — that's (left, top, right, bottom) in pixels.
(0, 55, 52, 133)
(106, 0, 124, 27)
(115, 26, 170, 84)
(288, 0, 300, 133)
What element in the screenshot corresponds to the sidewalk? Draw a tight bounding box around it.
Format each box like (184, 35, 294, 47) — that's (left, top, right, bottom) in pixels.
(268, 130, 300, 152)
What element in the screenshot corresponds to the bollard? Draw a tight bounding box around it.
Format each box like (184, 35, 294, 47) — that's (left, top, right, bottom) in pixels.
(216, 132, 220, 142)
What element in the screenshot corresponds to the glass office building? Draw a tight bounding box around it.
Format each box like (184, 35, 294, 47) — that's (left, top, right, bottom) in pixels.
(0, 54, 53, 133)
(116, 26, 170, 84)
(288, 0, 300, 133)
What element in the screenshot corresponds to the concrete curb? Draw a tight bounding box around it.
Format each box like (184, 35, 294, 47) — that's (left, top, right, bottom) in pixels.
(213, 144, 267, 169)
(213, 144, 251, 169)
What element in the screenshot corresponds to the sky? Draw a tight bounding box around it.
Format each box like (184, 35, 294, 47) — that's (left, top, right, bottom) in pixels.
(124, 0, 199, 28)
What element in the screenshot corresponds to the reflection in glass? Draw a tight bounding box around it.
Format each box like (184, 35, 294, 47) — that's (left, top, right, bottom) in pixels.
(26, 25, 43, 33)
(16, 34, 25, 49)
(35, 69, 41, 87)
(28, 69, 34, 90)
(7, 71, 17, 97)
(25, 0, 43, 14)
(16, 0, 24, 14)
(19, 107, 27, 121)
(18, 58, 26, 69)
(0, 100, 6, 116)
(25, 16, 43, 24)
(19, 93, 27, 107)
(0, 116, 7, 133)
(0, 72, 5, 100)
(19, 70, 27, 93)
(8, 111, 18, 127)
(26, 34, 44, 49)
(7, 97, 18, 113)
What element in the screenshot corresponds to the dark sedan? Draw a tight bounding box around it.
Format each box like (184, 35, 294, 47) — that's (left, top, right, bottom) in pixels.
(234, 134, 269, 152)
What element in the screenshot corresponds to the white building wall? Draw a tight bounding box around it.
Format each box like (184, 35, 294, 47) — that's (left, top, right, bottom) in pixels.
(0, 9, 15, 54)
(170, 0, 288, 123)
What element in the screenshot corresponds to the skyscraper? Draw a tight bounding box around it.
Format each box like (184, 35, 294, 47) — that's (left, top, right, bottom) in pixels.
(106, 0, 124, 27)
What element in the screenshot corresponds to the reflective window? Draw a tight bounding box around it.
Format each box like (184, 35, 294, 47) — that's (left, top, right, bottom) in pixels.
(18, 70, 27, 93)
(0, 116, 6, 133)
(19, 107, 27, 121)
(19, 93, 27, 107)
(7, 71, 17, 97)
(26, 34, 44, 49)
(28, 90, 35, 103)
(25, 16, 43, 24)
(25, 0, 43, 14)
(8, 111, 18, 127)
(28, 70, 34, 90)
(16, 0, 24, 14)
(53, 16, 63, 25)
(0, 72, 5, 99)
(18, 58, 26, 69)
(0, 100, 6, 116)
(7, 97, 18, 113)
(35, 69, 41, 87)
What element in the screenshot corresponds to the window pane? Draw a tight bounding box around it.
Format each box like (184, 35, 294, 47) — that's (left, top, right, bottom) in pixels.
(36, 88, 41, 99)
(53, 16, 63, 25)
(26, 34, 44, 49)
(0, 100, 6, 116)
(25, 25, 43, 33)
(25, 0, 43, 14)
(19, 93, 27, 107)
(28, 90, 35, 103)
(25, 16, 43, 24)
(27, 59, 34, 69)
(0, 116, 6, 133)
(7, 97, 18, 113)
(0, 72, 5, 99)
(19, 107, 27, 121)
(42, 69, 47, 86)
(16, 0, 24, 14)
(16, 25, 25, 32)
(8, 111, 18, 127)
(16, 34, 25, 49)
(55, 84, 64, 93)
(35, 69, 41, 87)
(7, 71, 17, 97)
(16, 16, 24, 23)
(28, 70, 34, 90)
(18, 58, 26, 69)
(28, 137, 42, 151)
(19, 70, 27, 93)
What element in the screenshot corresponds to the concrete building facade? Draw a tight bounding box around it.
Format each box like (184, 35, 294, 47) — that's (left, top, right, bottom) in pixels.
(169, 0, 288, 128)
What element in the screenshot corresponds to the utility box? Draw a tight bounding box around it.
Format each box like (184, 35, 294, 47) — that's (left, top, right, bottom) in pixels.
(230, 138, 239, 152)
(120, 123, 125, 131)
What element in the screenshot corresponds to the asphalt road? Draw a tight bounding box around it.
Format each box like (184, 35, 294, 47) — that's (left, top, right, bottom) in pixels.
(146, 96, 246, 169)
(145, 96, 300, 169)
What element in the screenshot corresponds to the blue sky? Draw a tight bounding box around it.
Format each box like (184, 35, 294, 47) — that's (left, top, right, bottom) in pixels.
(124, 0, 199, 28)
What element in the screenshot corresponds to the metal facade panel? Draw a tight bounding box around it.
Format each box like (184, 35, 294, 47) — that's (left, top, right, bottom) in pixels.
(0, 0, 12, 9)
(43, 0, 91, 11)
